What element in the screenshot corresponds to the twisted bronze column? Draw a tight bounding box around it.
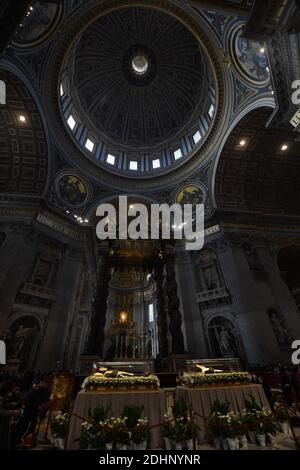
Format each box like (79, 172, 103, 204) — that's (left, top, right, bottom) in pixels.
(85, 247, 111, 356)
(165, 247, 185, 354)
(153, 259, 169, 358)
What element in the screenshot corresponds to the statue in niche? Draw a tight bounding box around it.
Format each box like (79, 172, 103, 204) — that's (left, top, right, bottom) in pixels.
(269, 310, 290, 345)
(203, 263, 219, 291)
(218, 327, 235, 357)
(243, 243, 264, 272)
(7, 322, 39, 361)
(209, 317, 240, 359)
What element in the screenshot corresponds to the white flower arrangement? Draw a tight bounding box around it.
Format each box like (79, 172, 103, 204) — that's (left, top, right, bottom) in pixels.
(180, 372, 252, 387)
(82, 374, 160, 390)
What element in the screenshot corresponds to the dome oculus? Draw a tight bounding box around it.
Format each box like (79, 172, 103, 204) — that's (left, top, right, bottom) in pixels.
(132, 54, 149, 75)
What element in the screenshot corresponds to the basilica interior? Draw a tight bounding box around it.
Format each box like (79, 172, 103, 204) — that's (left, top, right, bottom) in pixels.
(0, 0, 300, 452)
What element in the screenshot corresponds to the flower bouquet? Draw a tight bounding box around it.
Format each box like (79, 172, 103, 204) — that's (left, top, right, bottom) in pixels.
(273, 402, 290, 434)
(131, 418, 150, 450)
(80, 405, 111, 450)
(209, 401, 245, 450)
(106, 416, 130, 450)
(163, 400, 198, 450)
(51, 412, 70, 449)
(121, 405, 150, 450)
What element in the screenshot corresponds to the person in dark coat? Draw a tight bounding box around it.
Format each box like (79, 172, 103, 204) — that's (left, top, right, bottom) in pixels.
(16, 378, 51, 445)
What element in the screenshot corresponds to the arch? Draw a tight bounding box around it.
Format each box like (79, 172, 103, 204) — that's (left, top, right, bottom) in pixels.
(211, 98, 275, 208)
(84, 193, 161, 221)
(205, 313, 245, 360)
(0, 69, 50, 197)
(213, 105, 300, 215)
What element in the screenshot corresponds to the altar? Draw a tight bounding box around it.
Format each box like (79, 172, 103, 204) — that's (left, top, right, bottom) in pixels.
(67, 389, 166, 450)
(176, 383, 270, 442)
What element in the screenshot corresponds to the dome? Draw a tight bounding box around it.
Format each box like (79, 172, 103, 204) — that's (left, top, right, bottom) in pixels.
(59, 7, 217, 175)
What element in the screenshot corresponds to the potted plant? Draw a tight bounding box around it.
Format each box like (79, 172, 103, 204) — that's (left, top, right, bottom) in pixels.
(209, 400, 231, 450)
(258, 408, 276, 447)
(131, 418, 150, 450)
(172, 419, 187, 450)
(51, 411, 70, 449)
(121, 405, 149, 450)
(183, 415, 199, 450)
(105, 416, 129, 450)
(80, 405, 111, 450)
(163, 412, 175, 450)
(256, 422, 266, 448)
(224, 412, 240, 450)
(273, 402, 290, 434)
(207, 413, 226, 450)
(172, 399, 198, 449)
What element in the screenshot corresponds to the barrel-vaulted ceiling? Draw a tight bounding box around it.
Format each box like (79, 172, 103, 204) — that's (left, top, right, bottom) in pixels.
(215, 107, 300, 216)
(0, 70, 48, 197)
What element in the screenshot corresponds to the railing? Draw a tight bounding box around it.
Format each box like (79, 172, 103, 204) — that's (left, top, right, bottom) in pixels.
(19, 283, 56, 300)
(195, 286, 230, 303)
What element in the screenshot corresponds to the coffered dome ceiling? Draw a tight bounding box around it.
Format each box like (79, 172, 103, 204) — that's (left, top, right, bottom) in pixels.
(0, 71, 48, 197)
(59, 6, 218, 176)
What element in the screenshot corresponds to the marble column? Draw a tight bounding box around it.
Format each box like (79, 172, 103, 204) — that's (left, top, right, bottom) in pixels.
(85, 245, 111, 357)
(36, 248, 83, 371)
(176, 246, 207, 358)
(257, 240, 300, 340)
(0, 224, 38, 332)
(165, 246, 185, 354)
(216, 235, 281, 365)
(153, 259, 169, 358)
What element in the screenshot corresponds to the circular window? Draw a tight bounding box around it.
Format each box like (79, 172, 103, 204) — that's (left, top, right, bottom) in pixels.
(132, 54, 149, 75)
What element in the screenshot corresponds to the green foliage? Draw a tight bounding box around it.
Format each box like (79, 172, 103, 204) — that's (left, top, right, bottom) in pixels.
(163, 400, 198, 443)
(121, 404, 144, 428)
(172, 399, 188, 418)
(210, 399, 231, 416)
(272, 402, 289, 424)
(51, 412, 70, 439)
(244, 394, 261, 413)
(88, 404, 111, 422)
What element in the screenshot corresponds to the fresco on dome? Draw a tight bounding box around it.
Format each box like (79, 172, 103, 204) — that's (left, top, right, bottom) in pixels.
(233, 28, 270, 85)
(14, 2, 60, 45)
(57, 174, 89, 207)
(176, 184, 204, 206)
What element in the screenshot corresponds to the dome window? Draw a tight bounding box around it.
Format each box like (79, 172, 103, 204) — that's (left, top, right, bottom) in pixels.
(152, 158, 161, 169)
(174, 148, 183, 160)
(85, 138, 95, 152)
(193, 130, 201, 144)
(208, 104, 215, 119)
(106, 154, 116, 165)
(67, 115, 76, 130)
(129, 160, 138, 171)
